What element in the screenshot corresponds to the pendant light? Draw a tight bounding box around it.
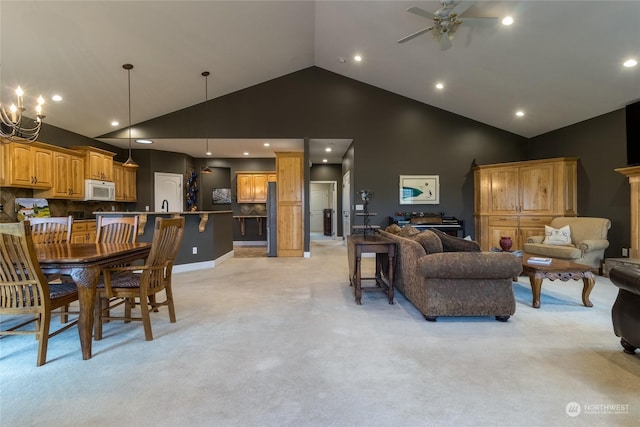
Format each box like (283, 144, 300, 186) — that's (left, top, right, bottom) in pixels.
(122, 63, 138, 168)
(201, 71, 213, 174)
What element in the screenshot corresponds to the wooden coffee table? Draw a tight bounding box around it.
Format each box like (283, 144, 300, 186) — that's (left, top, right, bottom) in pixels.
(521, 253, 596, 309)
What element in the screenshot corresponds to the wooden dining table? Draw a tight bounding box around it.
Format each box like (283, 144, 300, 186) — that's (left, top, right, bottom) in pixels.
(36, 242, 151, 360)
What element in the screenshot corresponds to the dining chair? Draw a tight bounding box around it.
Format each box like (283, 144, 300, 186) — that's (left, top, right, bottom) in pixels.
(28, 216, 73, 244)
(29, 216, 75, 322)
(0, 222, 79, 366)
(94, 216, 185, 341)
(95, 216, 139, 244)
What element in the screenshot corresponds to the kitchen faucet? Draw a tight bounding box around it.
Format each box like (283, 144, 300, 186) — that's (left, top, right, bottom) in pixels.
(161, 200, 169, 212)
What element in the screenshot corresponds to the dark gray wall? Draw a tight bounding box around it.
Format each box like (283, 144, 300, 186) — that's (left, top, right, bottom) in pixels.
(527, 109, 628, 258)
(118, 67, 527, 238)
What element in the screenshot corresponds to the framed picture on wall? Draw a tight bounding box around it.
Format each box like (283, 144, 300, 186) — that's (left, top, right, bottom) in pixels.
(212, 188, 232, 204)
(399, 175, 439, 205)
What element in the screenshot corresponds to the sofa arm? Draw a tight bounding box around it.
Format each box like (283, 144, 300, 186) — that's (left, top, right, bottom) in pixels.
(577, 239, 610, 254)
(526, 235, 544, 244)
(417, 252, 522, 279)
(610, 266, 640, 296)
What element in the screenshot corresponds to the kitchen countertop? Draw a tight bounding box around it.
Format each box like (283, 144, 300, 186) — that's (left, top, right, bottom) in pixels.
(94, 211, 232, 233)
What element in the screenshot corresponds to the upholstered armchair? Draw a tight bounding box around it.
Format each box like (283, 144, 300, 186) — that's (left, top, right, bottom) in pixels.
(522, 217, 611, 272)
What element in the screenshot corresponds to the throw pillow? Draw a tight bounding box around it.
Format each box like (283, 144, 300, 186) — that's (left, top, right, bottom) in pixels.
(385, 224, 402, 235)
(413, 230, 443, 254)
(543, 225, 572, 245)
(398, 225, 421, 238)
(430, 228, 481, 252)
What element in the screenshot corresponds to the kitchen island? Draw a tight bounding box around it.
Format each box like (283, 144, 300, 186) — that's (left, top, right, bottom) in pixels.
(95, 210, 233, 271)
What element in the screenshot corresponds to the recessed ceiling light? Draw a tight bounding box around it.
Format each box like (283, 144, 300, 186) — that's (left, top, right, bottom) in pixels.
(136, 139, 153, 144)
(51, 94, 63, 102)
(322, 159, 328, 163)
(502, 16, 514, 26)
(243, 152, 249, 156)
(624, 58, 638, 68)
(515, 110, 525, 117)
(263, 142, 270, 147)
(111, 121, 119, 127)
(435, 82, 444, 90)
(354, 55, 362, 62)
(325, 147, 332, 152)
(206, 151, 212, 156)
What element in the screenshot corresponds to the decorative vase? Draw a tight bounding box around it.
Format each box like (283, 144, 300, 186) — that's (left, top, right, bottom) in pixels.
(499, 236, 513, 252)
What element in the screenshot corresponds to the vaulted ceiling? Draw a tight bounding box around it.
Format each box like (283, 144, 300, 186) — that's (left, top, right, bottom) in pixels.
(2, 1, 639, 161)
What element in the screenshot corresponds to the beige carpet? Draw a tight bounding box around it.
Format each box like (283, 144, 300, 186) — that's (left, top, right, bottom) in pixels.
(233, 245, 268, 258)
(1, 240, 639, 426)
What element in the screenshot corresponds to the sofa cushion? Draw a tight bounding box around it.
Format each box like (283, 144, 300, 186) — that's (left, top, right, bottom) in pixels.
(430, 228, 480, 252)
(543, 225, 572, 245)
(522, 243, 582, 260)
(385, 224, 402, 235)
(417, 252, 522, 279)
(398, 225, 421, 238)
(413, 230, 443, 254)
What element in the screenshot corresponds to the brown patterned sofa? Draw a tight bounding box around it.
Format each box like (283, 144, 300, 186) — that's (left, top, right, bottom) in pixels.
(378, 227, 522, 321)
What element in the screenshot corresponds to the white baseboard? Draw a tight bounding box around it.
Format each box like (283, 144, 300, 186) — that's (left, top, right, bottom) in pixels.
(173, 250, 234, 273)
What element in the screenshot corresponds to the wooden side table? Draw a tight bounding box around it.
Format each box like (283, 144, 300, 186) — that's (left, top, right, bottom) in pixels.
(347, 235, 396, 305)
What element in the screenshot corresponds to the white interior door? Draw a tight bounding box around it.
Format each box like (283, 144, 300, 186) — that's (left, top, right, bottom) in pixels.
(154, 172, 183, 212)
(342, 170, 351, 241)
(310, 183, 330, 232)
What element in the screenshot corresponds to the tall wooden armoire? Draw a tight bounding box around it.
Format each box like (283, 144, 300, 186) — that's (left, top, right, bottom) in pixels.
(474, 157, 578, 251)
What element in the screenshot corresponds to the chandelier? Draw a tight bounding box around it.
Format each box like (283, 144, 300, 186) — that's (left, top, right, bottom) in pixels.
(0, 86, 46, 143)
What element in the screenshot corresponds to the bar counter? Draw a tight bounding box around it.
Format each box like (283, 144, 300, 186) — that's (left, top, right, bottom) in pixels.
(95, 211, 233, 271)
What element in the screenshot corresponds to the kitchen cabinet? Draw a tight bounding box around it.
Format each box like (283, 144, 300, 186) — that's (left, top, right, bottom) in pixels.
(1, 141, 53, 189)
(474, 157, 577, 251)
(113, 162, 137, 201)
(276, 153, 303, 257)
(34, 147, 85, 199)
(71, 146, 115, 181)
(236, 172, 274, 203)
(70, 220, 97, 243)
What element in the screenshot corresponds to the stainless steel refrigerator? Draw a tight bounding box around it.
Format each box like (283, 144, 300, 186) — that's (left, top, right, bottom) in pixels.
(266, 181, 277, 256)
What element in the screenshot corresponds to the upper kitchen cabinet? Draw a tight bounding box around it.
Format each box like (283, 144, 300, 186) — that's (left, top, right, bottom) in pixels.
(236, 172, 275, 203)
(71, 146, 115, 181)
(1, 141, 53, 189)
(113, 161, 137, 202)
(34, 146, 85, 199)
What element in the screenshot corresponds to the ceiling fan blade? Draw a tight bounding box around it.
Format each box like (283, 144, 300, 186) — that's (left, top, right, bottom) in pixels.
(461, 16, 500, 26)
(406, 6, 435, 20)
(397, 27, 434, 44)
(440, 36, 452, 51)
(451, 1, 475, 17)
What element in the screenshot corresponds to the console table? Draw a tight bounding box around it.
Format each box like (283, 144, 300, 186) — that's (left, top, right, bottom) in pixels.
(347, 235, 396, 305)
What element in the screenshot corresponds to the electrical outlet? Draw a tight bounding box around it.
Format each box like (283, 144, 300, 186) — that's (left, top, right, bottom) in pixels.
(192, 247, 198, 255)
(355, 204, 364, 211)
(622, 248, 628, 257)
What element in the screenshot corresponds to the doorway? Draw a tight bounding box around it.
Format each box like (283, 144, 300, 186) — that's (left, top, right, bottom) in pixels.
(342, 170, 351, 243)
(154, 172, 183, 212)
(310, 181, 337, 241)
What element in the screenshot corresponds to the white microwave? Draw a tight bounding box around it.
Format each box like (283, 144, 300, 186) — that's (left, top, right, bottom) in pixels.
(84, 179, 115, 201)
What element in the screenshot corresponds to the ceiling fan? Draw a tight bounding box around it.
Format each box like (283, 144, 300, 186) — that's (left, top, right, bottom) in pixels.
(397, 1, 499, 50)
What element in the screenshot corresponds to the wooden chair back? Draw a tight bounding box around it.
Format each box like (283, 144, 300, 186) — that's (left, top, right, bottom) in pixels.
(29, 216, 73, 244)
(0, 222, 78, 366)
(144, 217, 185, 294)
(96, 216, 139, 244)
